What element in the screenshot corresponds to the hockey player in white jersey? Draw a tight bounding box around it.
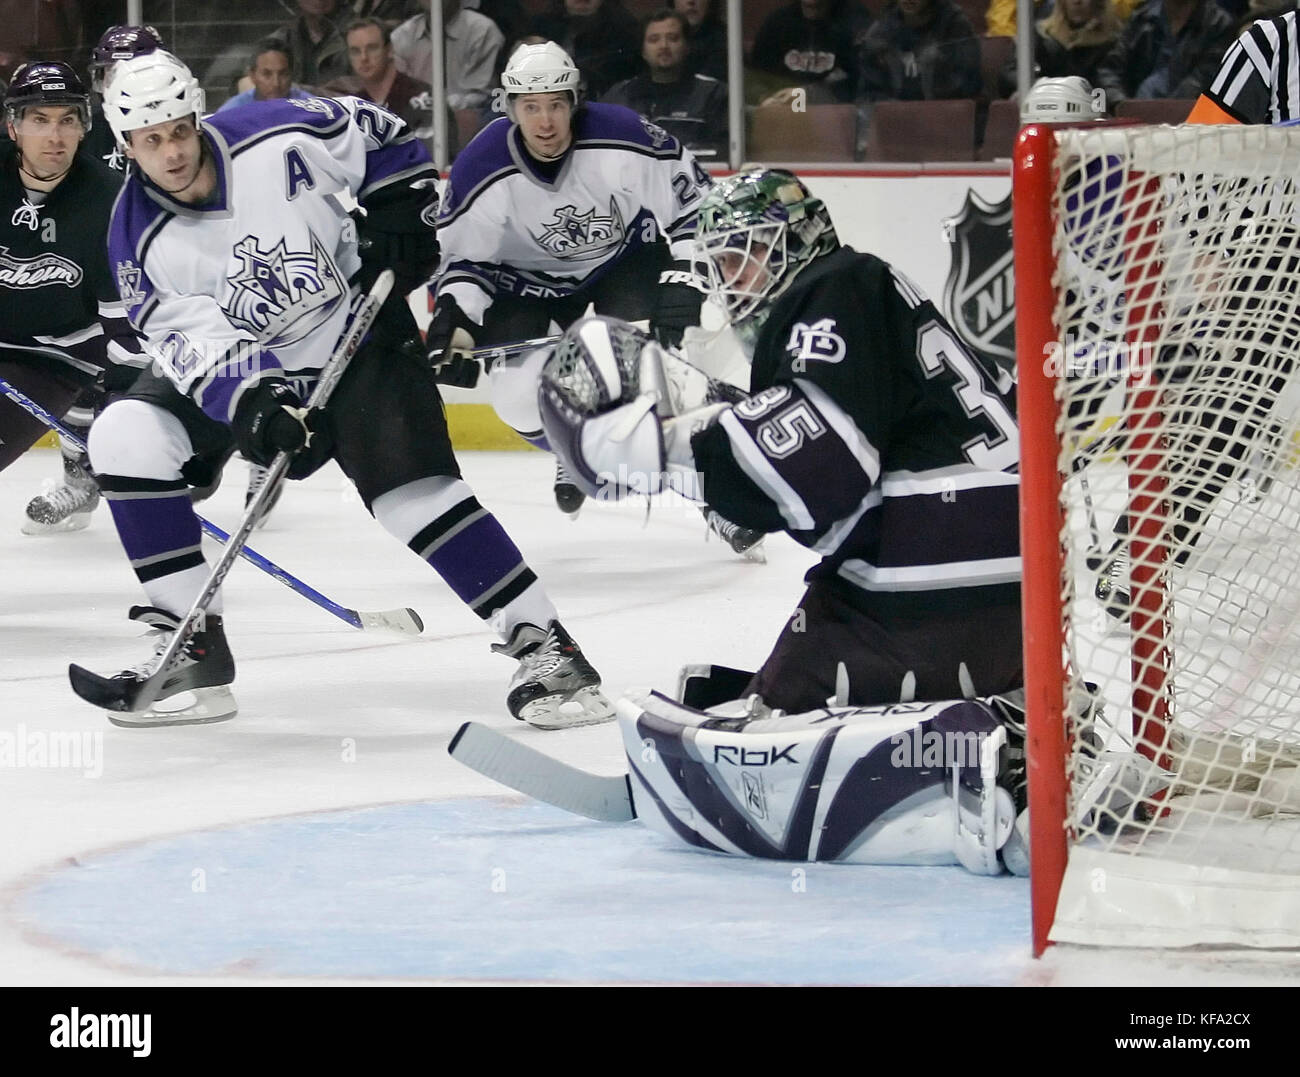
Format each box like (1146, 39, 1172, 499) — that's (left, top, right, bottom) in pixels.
(74, 50, 613, 730)
(427, 41, 713, 516)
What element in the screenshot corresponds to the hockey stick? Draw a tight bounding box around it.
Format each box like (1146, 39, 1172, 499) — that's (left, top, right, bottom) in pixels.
(69, 271, 401, 714)
(466, 334, 559, 366)
(448, 721, 636, 822)
(0, 374, 422, 637)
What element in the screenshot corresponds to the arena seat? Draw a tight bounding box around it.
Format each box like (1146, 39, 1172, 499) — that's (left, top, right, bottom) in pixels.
(749, 101, 858, 162)
(864, 98, 977, 163)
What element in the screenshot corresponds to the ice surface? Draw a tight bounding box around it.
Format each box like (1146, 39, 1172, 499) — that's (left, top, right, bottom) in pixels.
(2, 451, 1298, 985)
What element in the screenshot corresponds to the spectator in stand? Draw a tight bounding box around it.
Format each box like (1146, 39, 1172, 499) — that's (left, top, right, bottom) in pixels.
(466, 1, 529, 49)
(1, 0, 82, 81)
(217, 40, 316, 112)
(858, 0, 981, 102)
(391, 0, 504, 110)
(603, 7, 727, 159)
(345, 0, 418, 27)
(672, 0, 727, 81)
(1093, 0, 1234, 109)
(997, 0, 1125, 98)
(325, 15, 459, 156)
(528, 0, 642, 99)
(985, 0, 1141, 38)
(750, 0, 873, 105)
(270, 0, 351, 89)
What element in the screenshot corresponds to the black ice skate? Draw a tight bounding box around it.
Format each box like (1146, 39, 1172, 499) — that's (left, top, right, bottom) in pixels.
(244, 462, 283, 529)
(22, 453, 100, 535)
(702, 507, 766, 562)
(69, 606, 237, 727)
(492, 620, 614, 729)
(553, 459, 586, 517)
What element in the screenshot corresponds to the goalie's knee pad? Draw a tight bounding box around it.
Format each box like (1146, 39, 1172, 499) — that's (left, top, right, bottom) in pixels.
(675, 663, 756, 709)
(489, 346, 551, 440)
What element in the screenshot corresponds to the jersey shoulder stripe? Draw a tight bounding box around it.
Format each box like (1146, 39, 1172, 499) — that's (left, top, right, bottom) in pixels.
(440, 119, 516, 220)
(206, 96, 351, 150)
(576, 102, 685, 159)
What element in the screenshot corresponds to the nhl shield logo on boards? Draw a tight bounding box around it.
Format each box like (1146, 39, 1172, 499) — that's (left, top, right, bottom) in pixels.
(942, 190, 1014, 370)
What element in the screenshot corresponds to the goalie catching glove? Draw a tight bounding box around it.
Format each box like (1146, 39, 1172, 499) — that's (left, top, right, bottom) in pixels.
(536, 315, 727, 502)
(233, 378, 334, 479)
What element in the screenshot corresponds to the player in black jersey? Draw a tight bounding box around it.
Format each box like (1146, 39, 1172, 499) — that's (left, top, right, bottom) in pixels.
(0, 61, 145, 534)
(12, 27, 164, 534)
(540, 168, 1024, 713)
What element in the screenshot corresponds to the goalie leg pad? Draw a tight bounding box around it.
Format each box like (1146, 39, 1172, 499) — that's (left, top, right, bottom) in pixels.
(617, 690, 1025, 873)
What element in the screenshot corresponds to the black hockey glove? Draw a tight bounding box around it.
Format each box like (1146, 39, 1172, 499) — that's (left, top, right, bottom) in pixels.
(650, 262, 705, 349)
(356, 178, 441, 297)
(233, 379, 334, 479)
(427, 295, 482, 387)
(97, 361, 145, 395)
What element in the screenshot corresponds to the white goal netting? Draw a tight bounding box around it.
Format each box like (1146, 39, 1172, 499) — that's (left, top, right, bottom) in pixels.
(1042, 124, 1300, 947)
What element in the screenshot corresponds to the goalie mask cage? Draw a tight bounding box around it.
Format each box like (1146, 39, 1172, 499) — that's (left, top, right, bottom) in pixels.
(1015, 121, 1300, 955)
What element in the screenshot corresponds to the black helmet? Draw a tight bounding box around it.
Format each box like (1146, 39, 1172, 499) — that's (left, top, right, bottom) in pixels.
(4, 62, 91, 128)
(89, 24, 164, 94)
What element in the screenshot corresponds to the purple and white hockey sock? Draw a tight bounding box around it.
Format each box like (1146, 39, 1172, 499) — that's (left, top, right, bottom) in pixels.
(371, 476, 557, 636)
(99, 476, 223, 616)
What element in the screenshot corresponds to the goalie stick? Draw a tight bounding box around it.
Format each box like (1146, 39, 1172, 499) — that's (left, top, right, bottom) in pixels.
(69, 271, 399, 714)
(448, 721, 636, 823)
(0, 374, 422, 638)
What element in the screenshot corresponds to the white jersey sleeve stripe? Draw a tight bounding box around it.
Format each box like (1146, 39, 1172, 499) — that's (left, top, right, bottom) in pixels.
(717, 407, 816, 531)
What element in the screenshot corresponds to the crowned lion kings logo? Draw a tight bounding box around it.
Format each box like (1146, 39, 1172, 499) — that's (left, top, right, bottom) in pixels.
(220, 234, 344, 346)
(942, 190, 1014, 370)
(530, 199, 626, 261)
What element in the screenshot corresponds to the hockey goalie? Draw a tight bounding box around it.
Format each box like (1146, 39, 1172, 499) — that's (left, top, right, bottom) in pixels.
(457, 168, 1041, 875)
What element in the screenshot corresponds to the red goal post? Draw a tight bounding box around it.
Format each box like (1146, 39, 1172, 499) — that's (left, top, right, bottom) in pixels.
(1014, 120, 1300, 956)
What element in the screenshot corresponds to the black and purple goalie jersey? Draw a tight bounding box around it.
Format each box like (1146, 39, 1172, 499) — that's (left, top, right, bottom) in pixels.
(692, 247, 1021, 617)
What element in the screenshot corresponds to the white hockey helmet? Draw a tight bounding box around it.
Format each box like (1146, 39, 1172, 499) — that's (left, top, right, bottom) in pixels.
(1020, 76, 1106, 124)
(102, 50, 204, 145)
(501, 41, 582, 115)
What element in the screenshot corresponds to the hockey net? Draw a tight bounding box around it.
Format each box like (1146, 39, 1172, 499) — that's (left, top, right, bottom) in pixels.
(1015, 121, 1300, 952)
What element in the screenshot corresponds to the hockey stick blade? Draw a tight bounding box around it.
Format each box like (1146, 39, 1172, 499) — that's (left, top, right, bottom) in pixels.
(448, 721, 636, 823)
(2, 375, 415, 636)
(68, 663, 147, 712)
(354, 607, 424, 635)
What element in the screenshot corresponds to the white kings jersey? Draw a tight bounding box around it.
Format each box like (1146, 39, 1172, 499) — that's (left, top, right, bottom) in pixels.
(434, 102, 713, 324)
(108, 95, 436, 425)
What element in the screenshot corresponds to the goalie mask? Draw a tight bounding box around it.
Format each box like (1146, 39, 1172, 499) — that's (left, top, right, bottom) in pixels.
(692, 168, 838, 335)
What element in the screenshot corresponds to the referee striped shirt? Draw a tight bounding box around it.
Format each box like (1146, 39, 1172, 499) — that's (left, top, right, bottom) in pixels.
(1205, 12, 1300, 124)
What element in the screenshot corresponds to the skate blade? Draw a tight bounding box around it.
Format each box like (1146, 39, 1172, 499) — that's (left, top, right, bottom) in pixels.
(517, 686, 615, 730)
(21, 512, 93, 536)
(107, 686, 238, 728)
(739, 540, 767, 564)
